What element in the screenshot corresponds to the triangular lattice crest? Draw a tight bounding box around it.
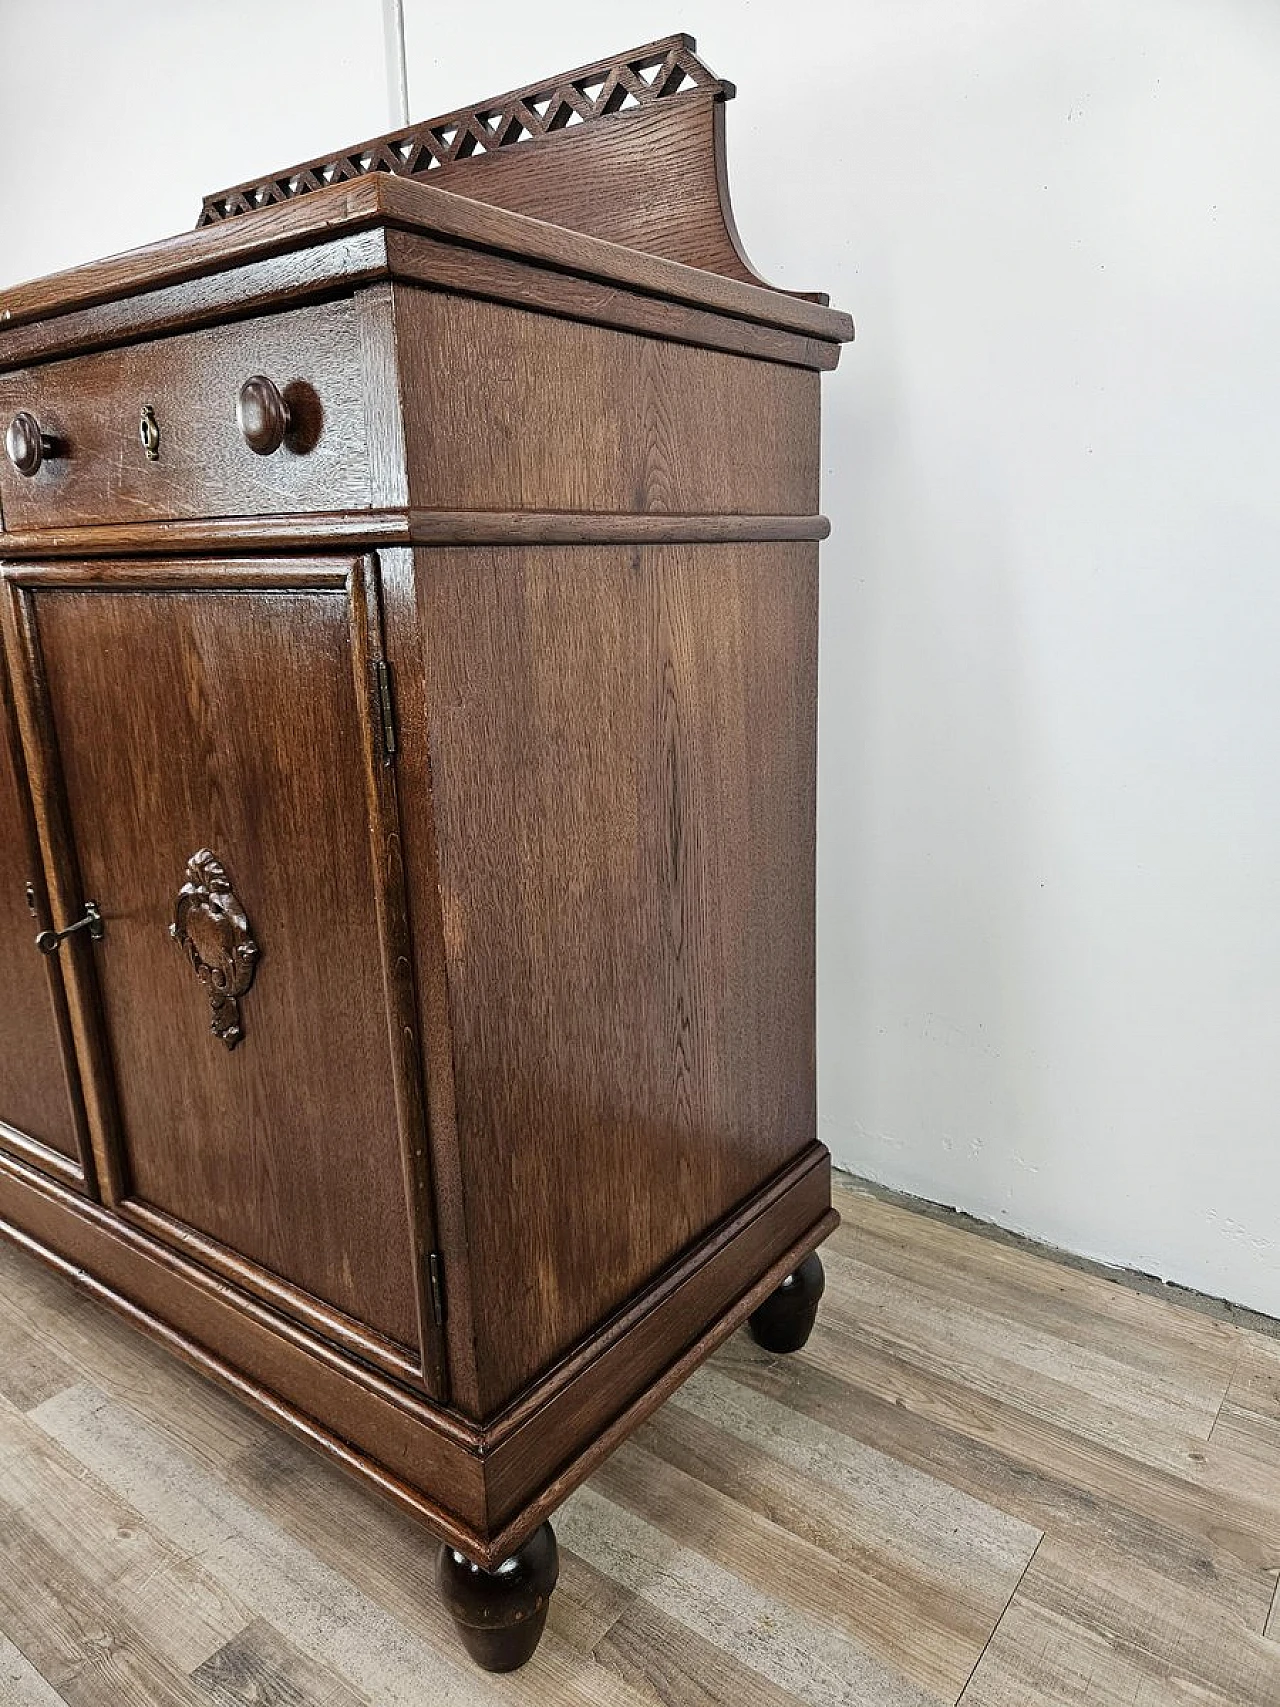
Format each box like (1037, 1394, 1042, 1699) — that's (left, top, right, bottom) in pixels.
(198, 35, 732, 226)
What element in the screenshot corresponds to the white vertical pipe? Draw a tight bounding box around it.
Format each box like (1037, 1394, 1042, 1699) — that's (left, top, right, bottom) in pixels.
(382, 0, 410, 127)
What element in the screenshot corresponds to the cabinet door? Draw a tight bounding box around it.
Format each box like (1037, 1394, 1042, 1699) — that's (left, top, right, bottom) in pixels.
(0, 647, 91, 1187)
(2, 557, 443, 1394)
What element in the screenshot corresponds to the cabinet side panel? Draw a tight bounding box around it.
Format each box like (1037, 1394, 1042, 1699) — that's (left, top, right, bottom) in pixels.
(396, 290, 820, 516)
(420, 542, 818, 1414)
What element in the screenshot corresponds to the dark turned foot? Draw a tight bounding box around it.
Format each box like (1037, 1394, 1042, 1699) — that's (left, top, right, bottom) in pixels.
(437, 1521, 559, 1672)
(748, 1252, 825, 1353)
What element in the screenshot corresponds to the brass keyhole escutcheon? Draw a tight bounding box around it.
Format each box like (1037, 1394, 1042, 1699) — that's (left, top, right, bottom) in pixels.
(139, 405, 160, 462)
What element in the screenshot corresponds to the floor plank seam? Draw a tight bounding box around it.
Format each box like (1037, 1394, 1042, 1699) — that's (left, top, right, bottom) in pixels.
(585, 1574, 636, 1661)
(6, 1633, 65, 1707)
(11, 1195, 1280, 1701)
(1205, 1376, 1235, 1445)
(953, 1532, 1044, 1705)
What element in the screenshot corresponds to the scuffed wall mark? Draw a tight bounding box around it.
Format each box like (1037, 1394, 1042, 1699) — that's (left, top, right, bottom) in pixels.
(1206, 1208, 1275, 1266)
(820, 1116, 905, 1153)
(920, 1011, 1001, 1059)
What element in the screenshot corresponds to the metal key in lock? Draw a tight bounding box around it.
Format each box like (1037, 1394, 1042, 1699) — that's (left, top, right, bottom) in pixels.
(35, 900, 104, 956)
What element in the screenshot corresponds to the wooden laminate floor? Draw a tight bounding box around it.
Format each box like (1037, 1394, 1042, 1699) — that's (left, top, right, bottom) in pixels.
(1, 1177, 1279, 1705)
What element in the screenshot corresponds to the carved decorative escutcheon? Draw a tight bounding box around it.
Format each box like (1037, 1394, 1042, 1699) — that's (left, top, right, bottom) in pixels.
(170, 850, 259, 1049)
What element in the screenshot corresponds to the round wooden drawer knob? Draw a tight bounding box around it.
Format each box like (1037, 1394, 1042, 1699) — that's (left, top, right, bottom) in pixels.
(5, 411, 56, 478)
(236, 376, 291, 456)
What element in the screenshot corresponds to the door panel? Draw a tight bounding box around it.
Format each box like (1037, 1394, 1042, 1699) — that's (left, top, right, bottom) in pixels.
(0, 650, 88, 1183)
(5, 558, 440, 1389)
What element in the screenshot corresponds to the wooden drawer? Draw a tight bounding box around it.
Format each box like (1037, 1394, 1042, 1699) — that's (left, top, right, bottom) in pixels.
(0, 300, 372, 531)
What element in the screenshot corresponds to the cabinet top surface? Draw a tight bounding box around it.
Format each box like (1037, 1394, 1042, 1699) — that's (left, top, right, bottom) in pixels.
(0, 175, 849, 346)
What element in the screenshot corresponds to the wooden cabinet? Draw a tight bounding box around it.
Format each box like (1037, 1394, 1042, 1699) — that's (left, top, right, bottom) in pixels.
(4, 557, 441, 1386)
(0, 649, 87, 1184)
(0, 35, 852, 1672)
(0, 301, 373, 529)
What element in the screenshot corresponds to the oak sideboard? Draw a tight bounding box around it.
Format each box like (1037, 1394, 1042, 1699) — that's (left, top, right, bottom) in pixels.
(0, 34, 853, 1670)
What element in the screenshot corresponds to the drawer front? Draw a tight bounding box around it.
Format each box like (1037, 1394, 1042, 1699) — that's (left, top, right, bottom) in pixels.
(0, 300, 372, 531)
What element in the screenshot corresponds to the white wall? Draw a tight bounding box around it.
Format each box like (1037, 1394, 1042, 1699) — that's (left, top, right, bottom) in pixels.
(399, 0, 1280, 1313)
(3, 2, 1280, 1313)
(0, 0, 392, 290)
(799, 0, 1280, 1314)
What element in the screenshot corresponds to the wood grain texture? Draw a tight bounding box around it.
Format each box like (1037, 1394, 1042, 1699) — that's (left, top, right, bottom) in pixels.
(0, 1391, 246, 1674)
(375, 98, 770, 288)
(0, 1178, 1275, 1704)
(0, 299, 372, 531)
(841, 1191, 1243, 1410)
(1210, 1332, 1280, 1490)
(191, 1619, 371, 1707)
(0, 510, 831, 560)
(0, 645, 84, 1175)
(0, 1301, 77, 1413)
(0, 175, 853, 350)
(385, 230, 838, 372)
(0, 578, 127, 1204)
(723, 1309, 1280, 1618)
(0, 233, 390, 374)
(419, 541, 819, 1412)
(959, 1533, 1280, 1706)
(194, 39, 790, 295)
(0, 224, 837, 381)
(0, 1129, 834, 1564)
(0, 74, 852, 1672)
(10, 567, 425, 1359)
(396, 289, 820, 517)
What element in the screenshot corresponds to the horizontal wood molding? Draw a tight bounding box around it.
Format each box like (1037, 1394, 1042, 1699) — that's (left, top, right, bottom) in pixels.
(1, 555, 358, 586)
(120, 1198, 423, 1386)
(0, 1137, 835, 1565)
(484, 1145, 831, 1443)
(408, 512, 831, 545)
(384, 231, 838, 370)
(0, 1145, 478, 1441)
(0, 177, 852, 348)
(1, 230, 840, 376)
(0, 233, 390, 372)
(483, 1150, 835, 1519)
(0, 1118, 84, 1191)
(487, 1206, 839, 1561)
(1, 524, 395, 564)
(0, 510, 831, 560)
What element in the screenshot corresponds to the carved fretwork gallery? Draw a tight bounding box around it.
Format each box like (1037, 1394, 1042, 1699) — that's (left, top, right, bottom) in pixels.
(0, 35, 852, 1671)
(199, 36, 730, 223)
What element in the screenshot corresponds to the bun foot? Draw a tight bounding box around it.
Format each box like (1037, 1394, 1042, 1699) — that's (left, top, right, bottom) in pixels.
(748, 1252, 825, 1353)
(438, 1521, 558, 1672)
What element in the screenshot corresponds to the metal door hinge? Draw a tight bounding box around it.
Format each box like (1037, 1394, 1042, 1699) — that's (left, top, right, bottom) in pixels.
(428, 1251, 446, 1326)
(373, 659, 397, 764)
